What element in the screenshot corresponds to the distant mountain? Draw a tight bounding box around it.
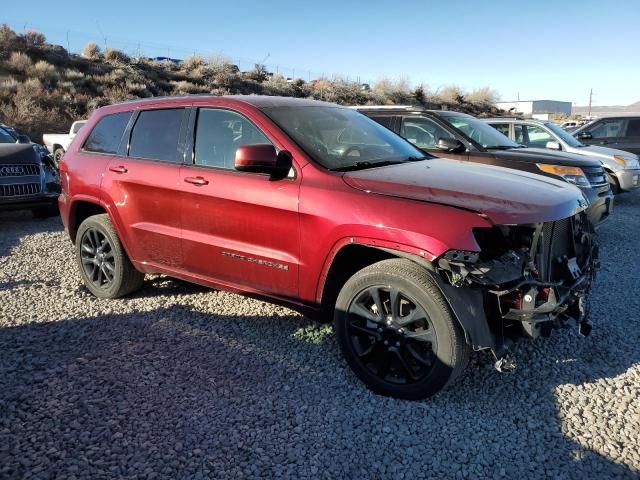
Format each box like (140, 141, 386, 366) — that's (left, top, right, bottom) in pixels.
(573, 101, 640, 115)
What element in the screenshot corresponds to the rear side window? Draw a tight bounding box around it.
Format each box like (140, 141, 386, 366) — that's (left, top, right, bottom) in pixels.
(83, 112, 132, 154)
(129, 109, 185, 162)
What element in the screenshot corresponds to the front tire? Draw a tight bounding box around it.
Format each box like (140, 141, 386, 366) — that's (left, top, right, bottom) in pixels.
(75, 214, 144, 299)
(334, 259, 470, 400)
(53, 148, 65, 168)
(606, 172, 620, 195)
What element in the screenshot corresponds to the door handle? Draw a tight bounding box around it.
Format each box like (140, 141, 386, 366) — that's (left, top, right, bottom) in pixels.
(109, 165, 128, 174)
(184, 176, 209, 186)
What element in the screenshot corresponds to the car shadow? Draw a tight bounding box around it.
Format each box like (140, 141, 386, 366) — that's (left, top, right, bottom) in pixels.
(0, 211, 63, 258)
(0, 299, 637, 478)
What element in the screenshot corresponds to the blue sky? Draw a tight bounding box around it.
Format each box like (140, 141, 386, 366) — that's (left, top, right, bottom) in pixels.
(5, 0, 639, 105)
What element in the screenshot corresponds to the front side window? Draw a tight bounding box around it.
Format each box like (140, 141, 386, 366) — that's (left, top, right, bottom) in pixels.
(129, 109, 184, 162)
(544, 122, 583, 148)
(401, 117, 455, 149)
(589, 119, 625, 139)
(523, 125, 554, 148)
(194, 109, 271, 169)
(444, 115, 520, 149)
(83, 112, 132, 154)
(263, 106, 426, 170)
(625, 119, 640, 137)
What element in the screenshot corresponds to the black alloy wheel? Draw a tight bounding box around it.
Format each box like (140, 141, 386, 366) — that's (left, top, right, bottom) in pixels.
(80, 227, 116, 289)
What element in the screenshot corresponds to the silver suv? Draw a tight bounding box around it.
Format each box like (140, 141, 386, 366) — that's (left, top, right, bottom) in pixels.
(484, 117, 640, 194)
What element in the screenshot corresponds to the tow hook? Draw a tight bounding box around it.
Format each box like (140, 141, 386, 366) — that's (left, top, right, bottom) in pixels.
(494, 355, 517, 373)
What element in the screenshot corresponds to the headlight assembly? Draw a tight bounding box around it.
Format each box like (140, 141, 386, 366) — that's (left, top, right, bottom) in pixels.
(536, 164, 590, 187)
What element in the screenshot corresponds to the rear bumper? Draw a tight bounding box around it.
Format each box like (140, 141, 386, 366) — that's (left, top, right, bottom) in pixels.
(613, 169, 640, 192)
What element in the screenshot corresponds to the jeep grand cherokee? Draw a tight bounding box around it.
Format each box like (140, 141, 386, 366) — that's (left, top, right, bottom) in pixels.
(59, 96, 598, 399)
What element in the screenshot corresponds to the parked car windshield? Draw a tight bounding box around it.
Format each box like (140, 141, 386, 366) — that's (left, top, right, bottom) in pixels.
(263, 106, 428, 170)
(545, 122, 584, 148)
(444, 115, 521, 149)
(0, 128, 16, 144)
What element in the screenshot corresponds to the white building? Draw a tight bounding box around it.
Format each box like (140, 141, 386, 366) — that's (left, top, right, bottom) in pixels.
(495, 100, 572, 118)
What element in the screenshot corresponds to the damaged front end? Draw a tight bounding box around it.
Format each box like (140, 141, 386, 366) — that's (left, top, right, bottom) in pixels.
(434, 212, 598, 368)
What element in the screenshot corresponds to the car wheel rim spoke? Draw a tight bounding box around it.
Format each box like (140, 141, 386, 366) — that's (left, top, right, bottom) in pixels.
(80, 228, 115, 289)
(346, 285, 438, 385)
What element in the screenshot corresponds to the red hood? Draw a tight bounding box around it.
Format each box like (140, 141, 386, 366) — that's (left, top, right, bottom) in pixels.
(342, 158, 588, 225)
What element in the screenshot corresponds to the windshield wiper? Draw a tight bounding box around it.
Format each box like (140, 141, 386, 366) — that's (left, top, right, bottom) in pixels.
(331, 160, 407, 172)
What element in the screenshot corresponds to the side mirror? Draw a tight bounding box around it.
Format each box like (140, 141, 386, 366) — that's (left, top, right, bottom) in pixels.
(436, 137, 466, 153)
(577, 131, 593, 140)
(235, 144, 292, 179)
(545, 141, 561, 150)
(17, 134, 31, 144)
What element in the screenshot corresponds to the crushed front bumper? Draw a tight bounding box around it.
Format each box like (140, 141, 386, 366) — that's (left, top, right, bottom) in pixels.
(433, 213, 598, 357)
(613, 168, 640, 192)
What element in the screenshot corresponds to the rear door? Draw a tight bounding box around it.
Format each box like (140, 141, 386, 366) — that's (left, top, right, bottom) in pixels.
(619, 118, 640, 154)
(102, 107, 188, 269)
(179, 107, 300, 297)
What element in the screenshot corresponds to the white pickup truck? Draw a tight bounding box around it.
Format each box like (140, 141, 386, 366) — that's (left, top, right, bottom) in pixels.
(43, 120, 86, 165)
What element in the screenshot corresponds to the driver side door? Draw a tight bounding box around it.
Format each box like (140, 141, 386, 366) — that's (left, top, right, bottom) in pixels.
(179, 107, 301, 297)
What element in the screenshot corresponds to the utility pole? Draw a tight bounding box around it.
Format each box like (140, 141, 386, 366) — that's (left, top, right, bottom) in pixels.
(588, 88, 593, 117)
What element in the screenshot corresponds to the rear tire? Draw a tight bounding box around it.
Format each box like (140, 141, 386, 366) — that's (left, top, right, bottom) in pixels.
(75, 214, 144, 299)
(334, 259, 470, 400)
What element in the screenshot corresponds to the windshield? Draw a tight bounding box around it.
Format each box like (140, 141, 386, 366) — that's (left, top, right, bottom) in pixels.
(263, 106, 427, 170)
(545, 122, 584, 148)
(0, 128, 17, 144)
(444, 115, 521, 149)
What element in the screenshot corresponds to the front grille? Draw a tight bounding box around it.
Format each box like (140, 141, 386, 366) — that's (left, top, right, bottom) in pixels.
(0, 164, 40, 177)
(0, 183, 42, 197)
(582, 165, 608, 187)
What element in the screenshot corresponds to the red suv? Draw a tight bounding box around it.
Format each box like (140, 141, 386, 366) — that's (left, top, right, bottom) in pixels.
(59, 96, 598, 399)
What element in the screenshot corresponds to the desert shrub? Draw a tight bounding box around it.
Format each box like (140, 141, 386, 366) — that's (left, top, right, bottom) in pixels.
(0, 77, 19, 94)
(466, 86, 499, 107)
(64, 69, 85, 81)
(104, 84, 133, 103)
(245, 64, 268, 82)
(104, 48, 130, 64)
(311, 77, 369, 105)
(23, 30, 46, 46)
(31, 60, 58, 81)
(171, 80, 207, 94)
(181, 55, 205, 72)
(0, 24, 24, 56)
(83, 42, 102, 59)
(6, 52, 33, 72)
(373, 78, 412, 104)
(261, 74, 295, 96)
(438, 85, 465, 104)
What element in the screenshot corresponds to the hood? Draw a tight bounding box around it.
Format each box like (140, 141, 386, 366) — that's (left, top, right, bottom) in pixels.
(342, 158, 588, 225)
(491, 147, 603, 167)
(0, 144, 40, 165)
(567, 144, 639, 163)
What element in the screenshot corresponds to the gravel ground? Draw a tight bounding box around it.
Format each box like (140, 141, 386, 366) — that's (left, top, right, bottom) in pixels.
(1, 193, 639, 480)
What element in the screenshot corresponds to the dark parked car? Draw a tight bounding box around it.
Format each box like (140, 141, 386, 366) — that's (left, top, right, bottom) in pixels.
(0, 127, 60, 217)
(573, 116, 640, 155)
(355, 106, 613, 225)
(59, 96, 597, 399)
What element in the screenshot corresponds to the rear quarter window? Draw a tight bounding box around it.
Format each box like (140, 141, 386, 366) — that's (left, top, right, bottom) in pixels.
(83, 112, 132, 154)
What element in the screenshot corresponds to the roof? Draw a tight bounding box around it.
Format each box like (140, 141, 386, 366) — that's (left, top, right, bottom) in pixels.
(483, 117, 546, 123)
(107, 94, 339, 110)
(352, 105, 472, 117)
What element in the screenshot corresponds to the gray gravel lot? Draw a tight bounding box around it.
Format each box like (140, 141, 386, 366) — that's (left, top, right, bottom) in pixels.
(1, 194, 639, 479)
